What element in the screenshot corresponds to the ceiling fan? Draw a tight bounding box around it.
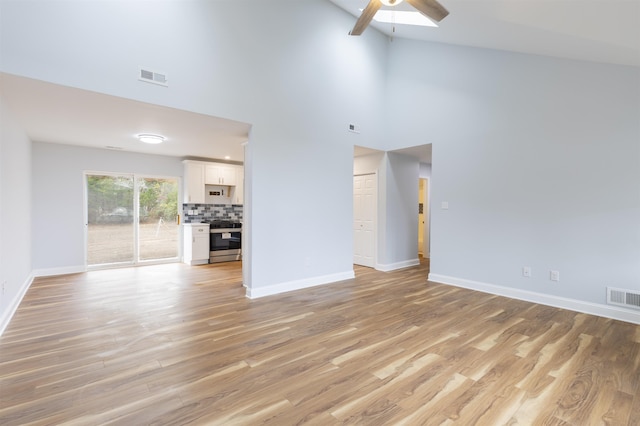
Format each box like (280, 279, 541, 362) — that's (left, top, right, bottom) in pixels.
(350, 0, 449, 36)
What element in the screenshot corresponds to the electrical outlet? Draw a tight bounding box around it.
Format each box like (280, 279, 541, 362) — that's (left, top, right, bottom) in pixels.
(550, 270, 560, 282)
(522, 266, 532, 278)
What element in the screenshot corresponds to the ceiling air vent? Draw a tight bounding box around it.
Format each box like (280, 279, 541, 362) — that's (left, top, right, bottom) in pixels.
(138, 67, 168, 87)
(607, 287, 640, 310)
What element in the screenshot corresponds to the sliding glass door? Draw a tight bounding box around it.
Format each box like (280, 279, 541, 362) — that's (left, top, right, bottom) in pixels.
(138, 177, 179, 261)
(86, 173, 179, 267)
(86, 174, 135, 265)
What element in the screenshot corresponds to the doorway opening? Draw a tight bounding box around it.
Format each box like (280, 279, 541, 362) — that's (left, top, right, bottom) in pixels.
(419, 177, 430, 258)
(85, 172, 180, 267)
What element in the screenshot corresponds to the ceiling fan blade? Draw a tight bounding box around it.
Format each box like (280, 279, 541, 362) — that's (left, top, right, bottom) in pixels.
(350, 0, 382, 36)
(406, 0, 449, 22)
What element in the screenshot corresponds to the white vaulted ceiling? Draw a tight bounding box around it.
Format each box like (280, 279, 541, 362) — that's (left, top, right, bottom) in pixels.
(2, 1, 638, 164)
(330, 0, 640, 67)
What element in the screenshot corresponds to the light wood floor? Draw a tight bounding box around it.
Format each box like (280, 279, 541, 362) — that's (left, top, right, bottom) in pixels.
(1, 260, 639, 425)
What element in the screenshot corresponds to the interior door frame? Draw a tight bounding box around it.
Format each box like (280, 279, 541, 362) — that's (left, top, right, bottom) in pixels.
(83, 171, 182, 269)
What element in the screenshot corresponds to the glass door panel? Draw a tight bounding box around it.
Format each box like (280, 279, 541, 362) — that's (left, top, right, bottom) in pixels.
(138, 177, 179, 261)
(86, 174, 180, 267)
(86, 174, 135, 266)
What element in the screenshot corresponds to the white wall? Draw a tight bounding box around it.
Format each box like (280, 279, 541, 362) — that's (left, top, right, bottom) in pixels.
(379, 152, 419, 270)
(353, 152, 384, 176)
(1, 0, 391, 294)
(0, 98, 32, 332)
(419, 163, 431, 179)
(386, 39, 640, 309)
(31, 142, 183, 273)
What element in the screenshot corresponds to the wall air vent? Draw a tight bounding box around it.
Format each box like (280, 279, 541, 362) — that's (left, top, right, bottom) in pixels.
(607, 287, 640, 310)
(138, 67, 168, 87)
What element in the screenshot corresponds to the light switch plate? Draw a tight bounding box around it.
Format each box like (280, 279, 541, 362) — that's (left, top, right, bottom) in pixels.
(441, 201, 449, 210)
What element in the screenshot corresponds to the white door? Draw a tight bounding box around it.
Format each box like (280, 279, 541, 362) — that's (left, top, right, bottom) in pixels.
(354, 174, 376, 267)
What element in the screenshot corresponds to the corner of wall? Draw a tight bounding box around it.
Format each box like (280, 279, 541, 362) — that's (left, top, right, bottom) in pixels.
(428, 273, 640, 325)
(0, 95, 34, 336)
(0, 272, 34, 336)
(246, 270, 355, 299)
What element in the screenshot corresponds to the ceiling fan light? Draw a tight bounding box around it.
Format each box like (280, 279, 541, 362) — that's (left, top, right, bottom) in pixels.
(373, 10, 438, 27)
(138, 134, 165, 144)
(380, 0, 404, 6)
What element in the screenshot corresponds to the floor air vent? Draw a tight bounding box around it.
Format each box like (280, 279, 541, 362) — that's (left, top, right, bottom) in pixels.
(138, 67, 168, 87)
(607, 287, 640, 310)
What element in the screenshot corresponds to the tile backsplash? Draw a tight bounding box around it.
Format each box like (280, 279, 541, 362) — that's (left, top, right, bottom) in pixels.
(183, 204, 243, 223)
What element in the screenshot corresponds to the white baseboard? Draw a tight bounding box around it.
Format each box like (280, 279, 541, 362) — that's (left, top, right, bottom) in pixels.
(376, 258, 420, 272)
(33, 265, 86, 277)
(246, 270, 355, 299)
(428, 273, 640, 325)
(0, 272, 35, 336)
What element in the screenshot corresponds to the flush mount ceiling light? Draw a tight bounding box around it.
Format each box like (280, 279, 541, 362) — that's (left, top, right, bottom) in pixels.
(380, 0, 403, 5)
(138, 134, 165, 144)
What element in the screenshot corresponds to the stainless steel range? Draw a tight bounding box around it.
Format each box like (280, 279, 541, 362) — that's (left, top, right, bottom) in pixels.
(207, 220, 242, 263)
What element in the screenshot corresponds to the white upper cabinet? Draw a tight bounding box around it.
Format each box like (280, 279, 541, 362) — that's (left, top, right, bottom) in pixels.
(184, 160, 243, 205)
(205, 164, 236, 186)
(183, 161, 205, 204)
